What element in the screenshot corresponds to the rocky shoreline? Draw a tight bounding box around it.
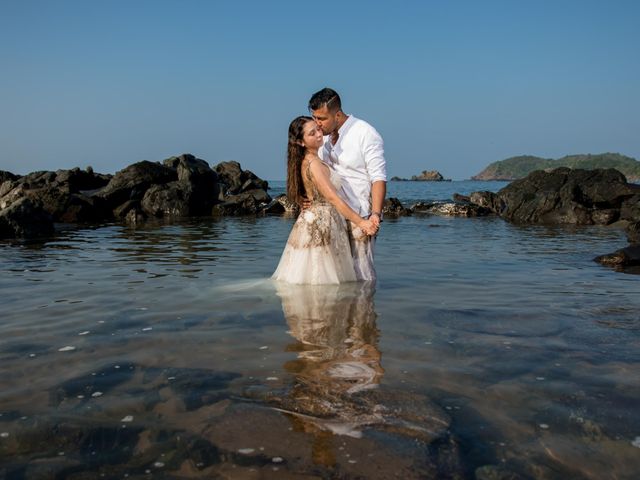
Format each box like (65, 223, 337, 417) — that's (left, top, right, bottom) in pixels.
(2, 159, 638, 272)
(385, 167, 640, 272)
(462, 168, 640, 271)
(0, 154, 276, 239)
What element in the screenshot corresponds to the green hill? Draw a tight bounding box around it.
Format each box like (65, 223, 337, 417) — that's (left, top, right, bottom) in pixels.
(472, 153, 640, 182)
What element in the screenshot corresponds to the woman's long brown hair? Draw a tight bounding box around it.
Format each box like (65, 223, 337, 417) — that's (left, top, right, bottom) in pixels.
(287, 116, 313, 206)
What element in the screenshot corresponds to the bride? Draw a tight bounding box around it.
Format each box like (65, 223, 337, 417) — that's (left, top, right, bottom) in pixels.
(272, 116, 377, 284)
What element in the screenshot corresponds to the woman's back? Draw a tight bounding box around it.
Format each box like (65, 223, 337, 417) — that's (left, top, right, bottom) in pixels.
(302, 156, 341, 205)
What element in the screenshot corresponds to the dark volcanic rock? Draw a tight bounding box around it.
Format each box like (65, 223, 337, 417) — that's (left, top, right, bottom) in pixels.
(472, 168, 640, 225)
(0, 157, 270, 237)
(0, 169, 110, 223)
(16, 170, 57, 189)
(10, 167, 110, 193)
(214, 161, 268, 195)
(212, 189, 271, 216)
(468, 168, 640, 274)
(392, 170, 450, 182)
(0, 184, 26, 209)
(620, 194, 640, 222)
(56, 194, 108, 223)
(594, 245, 640, 267)
(0, 170, 19, 183)
(469, 191, 505, 215)
(262, 194, 299, 215)
(106, 154, 222, 218)
(383, 197, 411, 216)
(24, 187, 109, 223)
(141, 182, 193, 217)
(411, 170, 446, 181)
(113, 199, 147, 225)
(0, 197, 54, 238)
(452, 193, 470, 203)
(0, 180, 16, 198)
(627, 221, 640, 244)
(412, 201, 491, 217)
(163, 154, 220, 214)
(54, 167, 111, 193)
(95, 161, 177, 208)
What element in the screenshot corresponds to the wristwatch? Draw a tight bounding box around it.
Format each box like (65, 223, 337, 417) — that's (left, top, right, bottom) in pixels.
(371, 211, 383, 222)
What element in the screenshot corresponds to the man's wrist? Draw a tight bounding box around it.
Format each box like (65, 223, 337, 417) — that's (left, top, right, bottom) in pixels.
(371, 211, 383, 222)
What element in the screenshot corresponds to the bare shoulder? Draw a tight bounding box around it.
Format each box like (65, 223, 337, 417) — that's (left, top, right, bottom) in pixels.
(306, 154, 328, 175)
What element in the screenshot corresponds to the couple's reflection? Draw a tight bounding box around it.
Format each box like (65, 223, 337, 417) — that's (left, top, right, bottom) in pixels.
(274, 281, 383, 441)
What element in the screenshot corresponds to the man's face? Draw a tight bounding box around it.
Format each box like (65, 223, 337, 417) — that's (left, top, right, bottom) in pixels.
(311, 105, 339, 136)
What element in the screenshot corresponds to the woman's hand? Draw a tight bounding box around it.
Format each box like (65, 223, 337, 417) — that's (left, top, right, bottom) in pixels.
(358, 218, 378, 236)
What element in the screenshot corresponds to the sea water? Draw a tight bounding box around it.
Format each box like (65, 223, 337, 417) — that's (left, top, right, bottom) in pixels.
(0, 181, 638, 479)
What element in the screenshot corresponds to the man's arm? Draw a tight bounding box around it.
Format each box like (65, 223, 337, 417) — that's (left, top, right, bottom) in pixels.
(363, 127, 386, 228)
(370, 180, 386, 228)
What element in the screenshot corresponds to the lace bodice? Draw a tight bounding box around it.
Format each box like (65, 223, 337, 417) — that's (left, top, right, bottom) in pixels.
(303, 159, 341, 205)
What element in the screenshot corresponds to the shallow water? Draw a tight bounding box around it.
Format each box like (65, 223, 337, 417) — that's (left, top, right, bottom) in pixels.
(1, 181, 639, 479)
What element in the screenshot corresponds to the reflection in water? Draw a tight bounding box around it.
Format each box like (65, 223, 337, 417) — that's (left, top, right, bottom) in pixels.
(275, 281, 383, 438)
(2, 211, 639, 477)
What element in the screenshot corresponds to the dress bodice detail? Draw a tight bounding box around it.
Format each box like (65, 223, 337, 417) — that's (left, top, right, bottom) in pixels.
(304, 159, 342, 206)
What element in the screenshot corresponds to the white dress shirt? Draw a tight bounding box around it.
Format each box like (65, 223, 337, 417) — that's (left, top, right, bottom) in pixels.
(319, 114, 386, 217)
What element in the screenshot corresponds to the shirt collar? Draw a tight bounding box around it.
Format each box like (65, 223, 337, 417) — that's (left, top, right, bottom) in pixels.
(337, 114, 354, 136)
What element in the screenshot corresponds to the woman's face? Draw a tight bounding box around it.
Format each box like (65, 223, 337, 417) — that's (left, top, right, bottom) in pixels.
(301, 120, 324, 150)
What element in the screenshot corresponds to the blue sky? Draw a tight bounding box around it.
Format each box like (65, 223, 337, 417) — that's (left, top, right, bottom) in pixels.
(1, 0, 638, 180)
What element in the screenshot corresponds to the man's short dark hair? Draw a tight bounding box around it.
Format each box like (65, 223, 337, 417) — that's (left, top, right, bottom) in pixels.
(308, 88, 342, 112)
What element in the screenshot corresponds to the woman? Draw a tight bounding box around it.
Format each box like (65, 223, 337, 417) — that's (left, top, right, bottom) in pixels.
(272, 116, 377, 284)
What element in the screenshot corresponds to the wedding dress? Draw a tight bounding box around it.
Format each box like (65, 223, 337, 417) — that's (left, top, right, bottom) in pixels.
(272, 163, 362, 285)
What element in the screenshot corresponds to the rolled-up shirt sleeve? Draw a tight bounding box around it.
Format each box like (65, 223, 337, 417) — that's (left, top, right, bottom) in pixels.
(363, 128, 386, 183)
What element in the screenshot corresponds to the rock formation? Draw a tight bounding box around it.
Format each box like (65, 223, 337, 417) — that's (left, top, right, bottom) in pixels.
(463, 167, 640, 271)
(391, 170, 450, 181)
(467, 168, 639, 225)
(0, 154, 272, 238)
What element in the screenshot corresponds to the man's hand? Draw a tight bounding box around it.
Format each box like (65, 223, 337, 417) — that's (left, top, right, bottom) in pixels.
(369, 212, 382, 230)
(359, 219, 378, 236)
(300, 197, 311, 210)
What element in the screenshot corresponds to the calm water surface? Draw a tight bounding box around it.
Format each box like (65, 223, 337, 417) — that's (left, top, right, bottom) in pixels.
(1, 181, 639, 479)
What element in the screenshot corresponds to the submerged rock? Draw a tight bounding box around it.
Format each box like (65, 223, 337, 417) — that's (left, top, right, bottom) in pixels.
(594, 245, 640, 267)
(412, 201, 490, 217)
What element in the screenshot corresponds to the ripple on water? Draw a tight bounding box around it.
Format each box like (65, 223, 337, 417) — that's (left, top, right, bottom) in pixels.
(0, 210, 639, 477)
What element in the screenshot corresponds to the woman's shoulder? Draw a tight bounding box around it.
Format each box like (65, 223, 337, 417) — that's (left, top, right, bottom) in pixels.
(306, 154, 327, 169)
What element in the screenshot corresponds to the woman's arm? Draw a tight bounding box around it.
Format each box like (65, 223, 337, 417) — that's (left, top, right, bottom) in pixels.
(308, 159, 377, 235)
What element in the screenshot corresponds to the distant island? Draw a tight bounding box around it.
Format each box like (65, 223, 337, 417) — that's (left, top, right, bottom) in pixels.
(391, 170, 451, 182)
(472, 153, 640, 183)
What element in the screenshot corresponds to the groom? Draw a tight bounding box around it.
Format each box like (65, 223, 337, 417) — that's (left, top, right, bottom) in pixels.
(308, 87, 387, 280)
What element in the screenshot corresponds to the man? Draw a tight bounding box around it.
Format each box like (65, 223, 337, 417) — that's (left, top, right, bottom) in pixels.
(308, 87, 387, 281)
